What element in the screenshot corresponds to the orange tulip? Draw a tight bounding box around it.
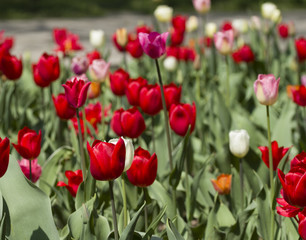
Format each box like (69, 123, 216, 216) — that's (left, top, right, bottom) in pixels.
(211, 174, 232, 195)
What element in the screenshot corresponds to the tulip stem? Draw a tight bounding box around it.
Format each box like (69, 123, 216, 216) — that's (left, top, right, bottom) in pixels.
(121, 177, 128, 228)
(14, 82, 19, 118)
(143, 188, 148, 231)
(266, 105, 275, 240)
(123, 52, 128, 71)
(82, 108, 88, 144)
(225, 56, 230, 106)
(239, 158, 244, 210)
(109, 180, 119, 240)
(29, 159, 32, 182)
(41, 88, 45, 122)
(151, 116, 156, 153)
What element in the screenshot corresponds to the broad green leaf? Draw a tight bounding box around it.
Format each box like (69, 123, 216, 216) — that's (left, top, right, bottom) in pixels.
(216, 203, 236, 228)
(143, 205, 167, 239)
(256, 186, 271, 240)
(166, 218, 185, 240)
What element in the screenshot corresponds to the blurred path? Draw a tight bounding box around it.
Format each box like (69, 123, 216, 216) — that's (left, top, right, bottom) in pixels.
(2, 11, 306, 64)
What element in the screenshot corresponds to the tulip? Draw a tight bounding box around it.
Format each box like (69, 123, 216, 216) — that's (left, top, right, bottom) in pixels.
(254, 74, 280, 105)
(57, 170, 83, 197)
(1, 54, 22, 80)
(37, 53, 60, 82)
(178, 47, 196, 62)
(291, 85, 306, 107)
(52, 93, 76, 120)
(154, 5, 173, 23)
(258, 141, 289, 171)
(139, 84, 163, 115)
(126, 38, 143, 58)
(290, 151, 306, 169)
(125, 77, 148, 106)
(299, 210, 306, 240)
(214, 30, 234, 55)
(111, 107, 146, 139)
(192, 0, 211, 14)
(89, 30, 105, 48)
(232, 19, 248, 34)
(86, 50, 101, 64)
(19, 159, 42, 183)
(0, 137, 10, 178)
(170, 29, 184, 46)
(88, 59, 110, 82)
(276, 193, 301, 218)
(163, 56, 178, 72)
(71, 56, 89, 75)
(116, 28, 128, 48)
(126, 147, 157, 187)
(33, 64, 51, 88)
(203, 36, 212, 48)
(138, 31, 169, 59)
(295, 38, 306, 62)
(205, 22, 217, 38)
(250, 16, 261, 30)
(229, 129, 250, 158)
(62, 77, 91, 109)
(112, 32, 126, 52)
(109, 68, 130, 96)
(261, 2, 277, 19)
(136, 24, 152, 34)
(169, 102, 196, 136)
(186, 16, 199, 32)
(53, 28, 83, 53)
(211, 174, 232, 195)
(109, 138, 134, 172)
(271, 8, 282, 23)
(87, 137, 126, 181)
(221, 21, 233, 31)
(278, 23, 289, 39)
(163, 83, 182, 110)
(172, 15, 186, 33)
(232, 45, 255, 63)
(13, 127, 41, 160)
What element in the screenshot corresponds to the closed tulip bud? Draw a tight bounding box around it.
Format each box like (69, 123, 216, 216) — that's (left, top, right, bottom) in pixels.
(125, 77, 148, 106)
(214, 30, 234, 55)
(139, 84, 163, 115)
(71, 56, 89, 75)
(33, 64, 51, 88)
(229, 129, 250, 158)
(271, 8, 282, 24)
(19, 159, 42, 183)
(278, 23, 289, 39)
(86, 50, 101, 64)
(127, 147, 157, 187)
(0, 137, 10, 178)
(87, 138, 126, 181)
(211, 174, 232, 195)
(109, 68, 129, 96)
(192, 0, 211, 14)
(205, 22, 217, 38)
(163, 56, 178, 72)
(88, 59, 110, 82)
(261, 2, 277, 19)
(154, 5, 173, 23)
(232, 19, 248, 34)
(254, 74, 280, 105)
(164, 83, 182, 110)
(1, 54, 23, 80)
(89, 30, 105, 48)
(295, 38, 306, 62)
(126, 38, 143, 58)
(186, 16, 199, 32)
(109, 138, 134, 172)
(52, 93, 76, 120)
(37, 53, 60, 82)
(116, 28, 128, 48)
(13, 127, 41, 160)
(57, 170, 83, 197)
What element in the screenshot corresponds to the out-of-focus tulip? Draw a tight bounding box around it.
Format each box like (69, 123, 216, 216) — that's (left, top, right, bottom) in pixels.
(164, 83, 181, 110)
(37, 53, 60, 82)
(250, 16, 261, 30)
(214, 30, 234, 55)
(136, 25, 152, 34)
(0, 137, 10, 178)
(229, 129, 250, 158)
(139, 84, 162, 115)
(1, 54, 22, 80)
(290, 151, 306, 169)
(299, 210, 306, 240)
(19, 158, 42, 183)
(205, 22, 217, 38)
(295, 38, 306, 62)
(88, 82, 101, 99)
(116, 28, 128, 48)
(86, 50, 101, 64)
(261, 2, 277, 19)
(232, 19, 249, 34)
(271, 8, 282, 24)
(111, 107, 146, 139)
(53, 28, 83, 53)
(163, 56, 178, 72)
(89, 30, 105, 48)
(211, 174, 232, 195)
(154, 5, 173, 23)
(109, 68, 130, 96)
(62, 77, 91, 109)
(221, 21, 233, 31)
(169, 102, 196, 136)
(52, 93, 76, 120)
(254, 74, 280, 105)
(87, 138, 126, 181)
(232, 44, 255, 63)
(33, 64, 51, 88)
(192, 0, 211, 14)
(126, 38, 143, 58)
(109, 138, 134, 172)
(13, 127, 41, 160)
(170, 29, 185, 46)
(71, 56, 89, 75)
(172, 15, 186, 33)
(126, 147, 157, 187)
(291, 85, 306, 107)
(278, 23, 289, 39)
(57, 170, 83, 197)
(88, 59, 110, 82)
(186, 16, 199, 32)
(258, 141, 289, 171)
(125, 77, 148, 106)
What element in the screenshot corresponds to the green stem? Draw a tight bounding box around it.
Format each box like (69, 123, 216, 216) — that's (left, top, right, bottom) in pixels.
(185, 158, 190, 220)
(109, 181, 119, 240)
(29, 159, 32, 182)
(266, 105, 275, 240)
(123, 52, 128, 71)
(225, 56, 230, 106)
(239, 158, 244, 210)
(143, 188, 148, 231)
(41, 88, 45, 122)
(151, 116, 156, 153)
(14, 82, 19, 118)
(82, 108, 88, 144)
(121, 177, 128, 228)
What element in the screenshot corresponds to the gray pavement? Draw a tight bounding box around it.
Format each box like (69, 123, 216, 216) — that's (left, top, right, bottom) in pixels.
(2, 11, 306, 65)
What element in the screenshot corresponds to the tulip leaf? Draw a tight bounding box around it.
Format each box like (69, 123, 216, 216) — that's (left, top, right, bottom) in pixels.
(0, 156, 59, 240)
(166, 218, 185, 240)
(256, 185, 271, 240)
(142, 205, 167, 239)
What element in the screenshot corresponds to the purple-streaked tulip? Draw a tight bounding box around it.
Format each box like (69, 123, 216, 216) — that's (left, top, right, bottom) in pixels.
(214, 30, 234, 55)
(88, 59, 110, 82)
(138, 32, 169, 59)
(71, 56, 89, 75)
(254, 74, 280, 105)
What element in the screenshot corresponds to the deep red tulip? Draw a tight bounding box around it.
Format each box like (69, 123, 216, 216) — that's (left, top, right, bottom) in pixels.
(299, 209, 306, 240)
(13, 127, 41, 160)
(87, 138, 126, 181)
(0, 137, 10, 178)
(178, 47, 196, 62)
(37, 53, 60, 82)
(164, 83, 182, 110)
(111, 107, 146, 139)
(258, 141, 289, 171)
(276, 190, 301, 218)
(126, 147, 157, 187)
(136, 25, 152, 34)
(166, 46, 180, 58)
(33, 64, 51, 88)
(291, 151, 306, 169)
(110, 68, 130, 96)
(278, 23, 289, 39)
(295, 38, 306, 62)
(19, 158, 42, 183)
(112, 33, 126, 52)
(86, 50, 101, 64)
(53, 28, 82, 53)
(291, 85, 306, 107)
(52, 93, 76, 120)
(170, 29, 185, 46)
(169, 102, 196, 136)
(203, 36, 212, 48)
(57, 170, 83, 197)
(139, 84, 162, 115)
(221, 21, 233, 31)
(1, 54, 22, 80)
(232, 45, 255, 63)
(62, 77, 91, 109)
(126, 77, 148, 106)
(172, 15, 186, 33)
(126, 38, 144, 58)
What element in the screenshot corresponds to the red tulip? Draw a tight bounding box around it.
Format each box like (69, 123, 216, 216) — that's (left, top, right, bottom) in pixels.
(232, 45, 255, 63)
(112, 32, 126, 52)
(221, 21, 233, 31)
(170, 29, 185, 46)
(1, 54, 22, 80)
(169, 102, 196, 136)
(0, 137, 10, 178)
(126, 147, 157, 187)
(164, 83, 181, 110)
(86, 50, 101, 64)
(166, 46, 180, 58)
(87, 138, 126, 181)
(57, 170, 83, 197)
(276, 190, 301, 217)
(258, 141, 289, 171)
(136, 25, 152, 34)
(139, 84, 162, 115)
(110, 68, 130, 96)
(178, 47, 196, 62)
(126, 38, 144, 58)
(172, 15, 186, 33)
(33, 64, 51, 88)
(295, 38, 306, 62)
(291, 151, 306, 169)
(203, 36, 212, 48)
(13, 127, 41, 160)
(19, 158, 42, 183)
(299, 209, 306, 240)
(111, 107, 146, 139)
(126, 77, 148, 106)
(291, 85, 306, 107)
(278, 23, 289, 39)
(53, 28, 82, 53)
(52, 93, 76, 120)
(37, 53, 60, 82)
(62, 77, 91, 109)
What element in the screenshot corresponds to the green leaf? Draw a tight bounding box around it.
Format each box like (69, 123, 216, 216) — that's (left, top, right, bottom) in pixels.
(256, 186, 271, 240)
(166, 218, 185, 240)
(216, 203, 236, 228)
(143, 205, 167, 239)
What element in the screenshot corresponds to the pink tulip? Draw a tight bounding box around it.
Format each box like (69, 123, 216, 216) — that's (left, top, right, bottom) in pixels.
(214, 30, 234, 55)
(254, 74, 280, 105)
(192, 0, 211, 14)
(19, 158, 42, 183)
(138, 32, 169, 59)
(88, 59, 110, 82)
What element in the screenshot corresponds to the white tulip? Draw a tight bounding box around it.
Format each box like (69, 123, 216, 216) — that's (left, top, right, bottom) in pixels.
(109, 138, 134, 172)
(271, 8, 282, 23)
(229, 130, 250, 158)
(163, 56, 178, 72)
(232, 19, 248, 34)
(261, 2, 277, 19)
(154, 5, 173, 23)
(186, 16, 199, 32)
(89, 30, 105, 48)
(205, 22, 217, 38)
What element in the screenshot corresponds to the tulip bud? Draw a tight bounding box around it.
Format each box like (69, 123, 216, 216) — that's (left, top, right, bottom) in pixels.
(186, 16, 199, 32)
(232, 19, 248, 34)
(254, 74, 280, 105)
(192, 0, 211, 14)
(229, 129, 250, 158)
(261, 2, 277, 19)
(154, 5, 173, 23)
(163, 56, 178, 72)
(109, 138, 134, 172)
(116, 28, 128, 48)
(19, 159, 42, 183)
(271, 8, 282, 24)
(88, 59, 110, 82)
(89, 30, 105, 48)
(205, 22, 217, 38)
